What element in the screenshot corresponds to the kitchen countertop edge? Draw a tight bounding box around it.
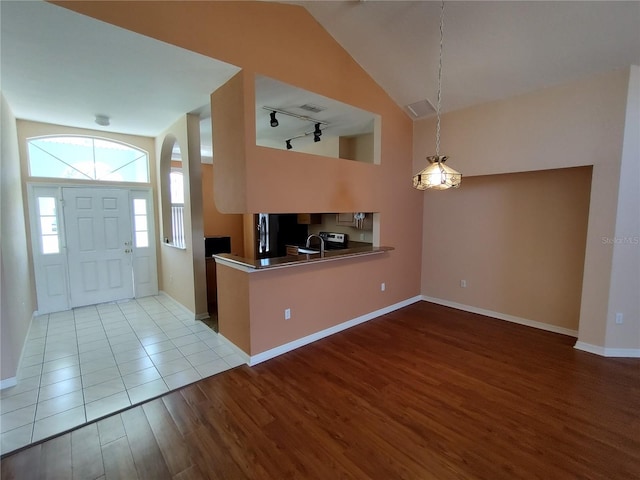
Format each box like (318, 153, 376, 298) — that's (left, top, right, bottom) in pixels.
(213, 246, 393, 272)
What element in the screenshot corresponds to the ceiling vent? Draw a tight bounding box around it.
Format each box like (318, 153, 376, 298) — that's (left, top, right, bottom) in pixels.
(405, 99, 436, 119)
(298, 103, 326, 113)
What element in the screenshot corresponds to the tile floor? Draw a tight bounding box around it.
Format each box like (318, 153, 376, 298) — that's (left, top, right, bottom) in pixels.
(0, 295, 245, 455)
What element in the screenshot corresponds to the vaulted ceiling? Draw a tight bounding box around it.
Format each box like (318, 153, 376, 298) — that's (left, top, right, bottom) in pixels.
(1, 1, 638, 142)
(298, 1, 640, 117)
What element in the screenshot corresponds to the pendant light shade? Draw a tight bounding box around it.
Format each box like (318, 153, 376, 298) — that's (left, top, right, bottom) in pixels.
(412, 1, 462, 191)
(412, 155, 461, 190)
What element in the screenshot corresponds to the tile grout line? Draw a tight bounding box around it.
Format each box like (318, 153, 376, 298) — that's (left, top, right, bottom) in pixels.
(29, 311, 50, 446)
(73, 306, 88, 428)
(2, 295, 234, 456)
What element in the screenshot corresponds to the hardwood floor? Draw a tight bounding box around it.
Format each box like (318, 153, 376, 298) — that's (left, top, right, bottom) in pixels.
(2, 301, 639, 479)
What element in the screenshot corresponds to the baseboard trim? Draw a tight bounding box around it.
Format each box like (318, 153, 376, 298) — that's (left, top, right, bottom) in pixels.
(421, 296, 579, 338)
(0, 377, 18, 390)
(574, 341, 640, 358)
(1, 311, 37, 390)
(247, 295, 422, 366)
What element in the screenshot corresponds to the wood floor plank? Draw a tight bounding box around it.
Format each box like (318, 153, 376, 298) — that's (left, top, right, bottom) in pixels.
(183, 424, 248, 479)
(42, 433, 72, 480)
(120, 406, 172, 480)
(97, 413, 126, 446)
(172, 463, 208, 480)
(3, 302, 639, 479)
(0, 444, 42, 480)
(71, 423, 104, 480)
(142, 398, 193, 476)
(161, 390, 204, 436)
(101, 436, 139, 480)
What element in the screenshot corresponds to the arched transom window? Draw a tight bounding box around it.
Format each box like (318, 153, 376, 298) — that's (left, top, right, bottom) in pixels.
(27, 136, 149, 183)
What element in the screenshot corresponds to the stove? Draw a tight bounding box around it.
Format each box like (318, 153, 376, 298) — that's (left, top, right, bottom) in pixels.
(319, 231, 349, 250)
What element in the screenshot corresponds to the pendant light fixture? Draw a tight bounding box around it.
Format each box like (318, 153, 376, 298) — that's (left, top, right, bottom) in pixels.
(413, 1, 461, 191)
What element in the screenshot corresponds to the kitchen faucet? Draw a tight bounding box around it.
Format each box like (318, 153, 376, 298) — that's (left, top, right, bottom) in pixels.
(306, 234, 325, 256)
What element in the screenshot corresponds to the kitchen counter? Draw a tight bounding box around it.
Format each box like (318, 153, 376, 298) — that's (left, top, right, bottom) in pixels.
(213, 245, 393, 272)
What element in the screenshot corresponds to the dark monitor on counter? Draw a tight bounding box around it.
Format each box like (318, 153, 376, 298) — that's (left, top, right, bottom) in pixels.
(205, 236, 231, 257)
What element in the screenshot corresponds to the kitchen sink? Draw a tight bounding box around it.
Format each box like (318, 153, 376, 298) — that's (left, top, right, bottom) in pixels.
(285, 244, 321, 255)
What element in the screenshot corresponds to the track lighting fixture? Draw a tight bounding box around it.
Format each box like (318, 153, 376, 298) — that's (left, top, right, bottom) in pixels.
(263, 107, 329, 149)
(270, 111, 279, 127)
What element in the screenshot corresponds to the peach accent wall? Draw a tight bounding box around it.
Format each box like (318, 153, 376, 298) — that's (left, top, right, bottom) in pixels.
(201, 163, 245, 257)
(56, 1, 422, 352)
(414, 69, 631, 349)
(211, 72, 248, 214)
(218, 253, 396, 356)
(422, 167, 592, 331)
(1, 95, 37, 383)
(247, 254, 396, 355)
(216, 264, 250, 353)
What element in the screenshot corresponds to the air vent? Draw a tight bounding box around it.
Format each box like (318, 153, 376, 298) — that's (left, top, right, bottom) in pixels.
(299, 103, 326, 113)
(405, 99, 436, 119)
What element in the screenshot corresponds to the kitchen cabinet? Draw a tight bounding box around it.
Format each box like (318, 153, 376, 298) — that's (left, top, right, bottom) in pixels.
(297, 213, 322, 225)
(336, 213, 355, 226)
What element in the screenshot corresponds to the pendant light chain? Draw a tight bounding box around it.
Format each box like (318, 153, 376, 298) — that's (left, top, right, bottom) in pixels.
(411, 0, 461, 190)
(435, 0, 444, 157)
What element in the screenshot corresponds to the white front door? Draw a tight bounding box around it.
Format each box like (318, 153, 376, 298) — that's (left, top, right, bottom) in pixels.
(63, 187, 134, 307)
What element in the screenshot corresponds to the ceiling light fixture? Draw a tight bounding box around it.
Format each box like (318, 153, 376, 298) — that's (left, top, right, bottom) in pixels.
(286, 139, 292, 150)
(412, 1, 461, 191)
(314, 123, 322, 137)
(262, 107, 329, 127)
(95, 114, 110, 126)
(270, 111, 279, 127)
(313, 132, 321, 143)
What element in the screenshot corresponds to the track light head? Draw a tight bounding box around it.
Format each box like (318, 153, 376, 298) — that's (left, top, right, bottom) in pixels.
(270, 111, 279, 127)
(314, 123, 322, 136)
(313, 133, 321, 143)
(286, 139, 292, 150)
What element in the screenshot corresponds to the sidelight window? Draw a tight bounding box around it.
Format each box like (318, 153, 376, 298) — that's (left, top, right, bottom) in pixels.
(37, 197, 60, 254)
(133, 198, 149, 248)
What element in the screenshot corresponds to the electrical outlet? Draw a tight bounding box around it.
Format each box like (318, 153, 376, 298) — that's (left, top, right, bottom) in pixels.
(284, 308, 291, 320)
(381, 282, 386, 292)
(615, 313, 623, 324)
(460, 280, 467, 288)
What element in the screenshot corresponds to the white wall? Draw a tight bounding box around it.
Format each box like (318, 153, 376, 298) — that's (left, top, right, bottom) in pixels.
(0, 94, 37, 384)
(604, 65, 640, 352)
